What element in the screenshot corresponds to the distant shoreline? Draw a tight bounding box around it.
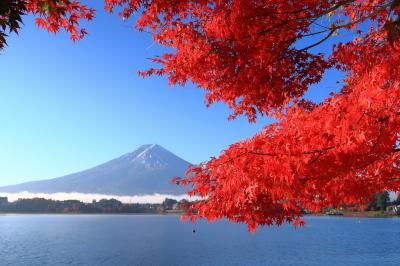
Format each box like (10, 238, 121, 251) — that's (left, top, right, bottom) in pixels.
(0, 212, 398, 219)
(341, 211, 398, 218)
(0, 212, 182, 216)
(309, 211, 399, 218)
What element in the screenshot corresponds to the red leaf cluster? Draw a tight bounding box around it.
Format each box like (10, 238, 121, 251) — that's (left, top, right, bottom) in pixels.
(28, 0, 94, 41)
(0, 0, 93, 48)
(181, 39, 400, 231)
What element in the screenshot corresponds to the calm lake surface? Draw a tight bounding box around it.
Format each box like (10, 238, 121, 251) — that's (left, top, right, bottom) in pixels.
(0, 215, 399, 266)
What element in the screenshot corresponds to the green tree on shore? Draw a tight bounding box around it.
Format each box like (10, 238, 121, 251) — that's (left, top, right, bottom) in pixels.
(369, 191, 390, 211)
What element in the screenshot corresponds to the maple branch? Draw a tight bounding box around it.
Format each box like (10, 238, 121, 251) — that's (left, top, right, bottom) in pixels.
(301, 29, 331, 38)
(307, 151, 325, 165)
(300, 3, 393, 51)
(247, 146, 337, 157)
(299, 29, 336, 51)
(254, 0, 355, 36)
(217, 146, 336, 166)
(299, 176, 400, 182)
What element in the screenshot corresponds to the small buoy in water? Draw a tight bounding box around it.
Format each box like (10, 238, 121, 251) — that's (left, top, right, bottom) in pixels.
(193, 229, 196, 233)
(356, 220, 361, 224)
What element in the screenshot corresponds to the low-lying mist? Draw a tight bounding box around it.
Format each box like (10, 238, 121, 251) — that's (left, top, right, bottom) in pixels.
(0, 191, 191, 204)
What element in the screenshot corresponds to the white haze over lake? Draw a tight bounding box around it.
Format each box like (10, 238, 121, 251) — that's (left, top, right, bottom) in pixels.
(2, 190, 394, 204)
(0, 191, 193, 204)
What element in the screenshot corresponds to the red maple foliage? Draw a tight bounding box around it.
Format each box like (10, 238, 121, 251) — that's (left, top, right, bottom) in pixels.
(2, 0, 400, 231)
(0, 0, 94, 49)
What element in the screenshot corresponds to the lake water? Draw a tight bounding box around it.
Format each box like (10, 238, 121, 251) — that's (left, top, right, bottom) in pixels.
(0, 215, 399, 266)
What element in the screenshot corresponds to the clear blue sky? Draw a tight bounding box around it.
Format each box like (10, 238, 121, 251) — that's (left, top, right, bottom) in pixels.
(0, 3, 345, 186)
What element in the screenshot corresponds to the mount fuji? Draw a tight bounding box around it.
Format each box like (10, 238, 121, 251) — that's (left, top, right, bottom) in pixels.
(0, 144, 191, 195)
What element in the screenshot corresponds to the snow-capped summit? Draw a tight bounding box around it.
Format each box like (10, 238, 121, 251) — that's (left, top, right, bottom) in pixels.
(0, 144, 191, 195)
(128, 144, 174, 168)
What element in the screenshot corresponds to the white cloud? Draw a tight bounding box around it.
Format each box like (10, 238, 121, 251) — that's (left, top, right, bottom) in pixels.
(0, 191, 194, 204)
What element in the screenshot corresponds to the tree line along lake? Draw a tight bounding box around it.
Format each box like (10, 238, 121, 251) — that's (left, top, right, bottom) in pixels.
(1, 191, 399, 217)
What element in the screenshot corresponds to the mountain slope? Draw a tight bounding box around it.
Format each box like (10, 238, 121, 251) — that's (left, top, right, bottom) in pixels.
(0, 144, 190, 195)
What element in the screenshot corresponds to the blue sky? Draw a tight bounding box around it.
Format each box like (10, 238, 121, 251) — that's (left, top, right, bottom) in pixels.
(0, 3, 345, 186)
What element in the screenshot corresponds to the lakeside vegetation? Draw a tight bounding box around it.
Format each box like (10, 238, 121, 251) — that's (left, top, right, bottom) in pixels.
(0, 191, 399, 218)
(0, 196, 187, 214)
(316, 191, 400, 218)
